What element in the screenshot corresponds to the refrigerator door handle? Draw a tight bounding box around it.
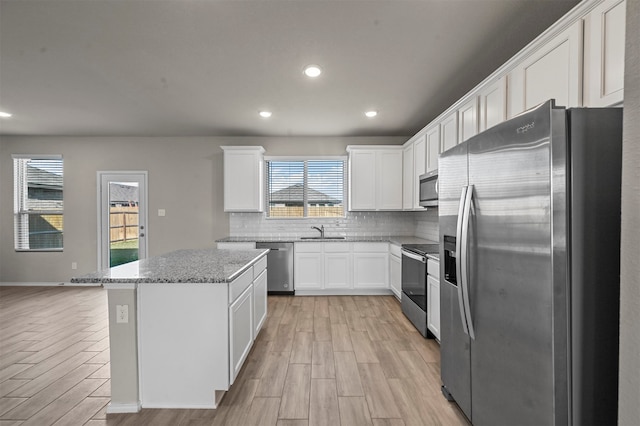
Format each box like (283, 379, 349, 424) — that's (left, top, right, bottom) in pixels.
(456, 186, 470, 336)
(461, 184, 476, 339)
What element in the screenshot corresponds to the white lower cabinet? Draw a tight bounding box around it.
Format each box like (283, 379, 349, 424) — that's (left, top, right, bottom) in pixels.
(352, 243, 389, 289)
(389, 244, 402, 300)
(229, 284, 253, 385)
(137, 254, 268, 409)
(324, 243, 351, 289)
(427, 259, 440, 340)
(253, 269, 267, 336)
(294, 242, 389, 293)
(294, 243, 324, 290)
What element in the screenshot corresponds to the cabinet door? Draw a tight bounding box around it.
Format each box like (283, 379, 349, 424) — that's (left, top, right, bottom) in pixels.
(325, 253, 351, 289)
(479, 77, 507, 132)
(508, 20, 583, 117)
(253, 269, 267, 336)
(222, 147, 264, 212)
(427, 275, 440, 340)
(377, 149, 403, 210)
(584, 0, 626, 107)
(389, 254, 401, 299)
(413, 136, 427, 209)
(458, 97, 478, 143)
(229, 285, 253, 384)
(402, 144, 414, 210)
(353, 252, 388, 289)
(294, 252, 323, 290)
(426, 125, 441, 173)
(440, 111, 458, 154)
(349, 150, 377, 211)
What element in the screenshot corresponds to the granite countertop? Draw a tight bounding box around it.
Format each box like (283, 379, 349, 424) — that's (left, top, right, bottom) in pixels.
(217, 235, 438, 246)
(70, 248, 269, 284)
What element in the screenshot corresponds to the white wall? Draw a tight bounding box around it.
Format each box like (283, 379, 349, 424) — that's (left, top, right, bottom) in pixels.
(0, 135, 405, 282)
(618, 0, 640, 422)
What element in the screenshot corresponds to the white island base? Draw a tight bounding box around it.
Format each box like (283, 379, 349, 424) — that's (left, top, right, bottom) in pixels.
(86, 250, 268, 414)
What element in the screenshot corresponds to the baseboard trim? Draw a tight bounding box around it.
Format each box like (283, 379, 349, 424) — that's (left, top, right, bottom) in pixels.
(0, 282, 101, 287)
(295, 289, 394, 296)
(105, 402, 141, 414)
(140, 402, 217, 410)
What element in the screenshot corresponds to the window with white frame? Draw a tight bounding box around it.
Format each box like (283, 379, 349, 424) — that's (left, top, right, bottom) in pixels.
(13, 155, 64, 251)
(266, 158, 346, 218)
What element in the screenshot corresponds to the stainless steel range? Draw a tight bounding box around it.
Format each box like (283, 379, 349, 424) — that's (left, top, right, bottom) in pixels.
(401, 243, 439, 337)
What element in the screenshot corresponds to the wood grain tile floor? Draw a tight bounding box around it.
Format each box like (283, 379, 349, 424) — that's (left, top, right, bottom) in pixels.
(0, 286, 469, 425)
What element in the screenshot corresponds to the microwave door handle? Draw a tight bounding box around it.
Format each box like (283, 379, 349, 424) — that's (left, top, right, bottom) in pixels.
(461, 185, 475, 340)
(455, 186, 470, 336)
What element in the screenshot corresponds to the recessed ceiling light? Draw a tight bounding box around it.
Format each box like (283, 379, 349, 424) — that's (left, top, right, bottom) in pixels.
(259, 111, 272, 118)
(0, 111, 12, 118)
(303, 65, 322, 78)
(365, 111, 378, 118)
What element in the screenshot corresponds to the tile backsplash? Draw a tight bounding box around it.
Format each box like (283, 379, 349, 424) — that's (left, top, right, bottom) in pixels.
(230, 209, 440, 241)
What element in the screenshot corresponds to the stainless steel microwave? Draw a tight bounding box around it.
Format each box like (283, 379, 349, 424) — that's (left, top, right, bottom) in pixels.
(419, 171, 438, 207)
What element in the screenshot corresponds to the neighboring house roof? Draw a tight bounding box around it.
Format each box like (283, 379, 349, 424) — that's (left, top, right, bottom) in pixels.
(27, 165, 62, 190)
(109, 183, 139, 204)
(269, 184, 341, 204)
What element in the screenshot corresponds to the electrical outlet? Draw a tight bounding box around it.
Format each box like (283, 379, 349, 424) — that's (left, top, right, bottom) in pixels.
(116, 304, 129, 323)
(71, 262, 78, 270)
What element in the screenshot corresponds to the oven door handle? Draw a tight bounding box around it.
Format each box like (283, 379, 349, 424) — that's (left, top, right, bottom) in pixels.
(401, 249, 426, 263)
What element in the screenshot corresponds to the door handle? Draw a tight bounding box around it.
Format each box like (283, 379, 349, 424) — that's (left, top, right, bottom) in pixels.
(461, 185, 475, 339)
(455, 186, 469, 336)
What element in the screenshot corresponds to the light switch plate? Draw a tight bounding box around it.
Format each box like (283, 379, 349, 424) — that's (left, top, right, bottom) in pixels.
(158, 209, 166, 217)
(116, 304, 129, 323)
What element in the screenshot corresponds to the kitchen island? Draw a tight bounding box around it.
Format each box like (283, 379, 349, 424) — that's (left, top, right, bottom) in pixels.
(71, 248, 269, 414)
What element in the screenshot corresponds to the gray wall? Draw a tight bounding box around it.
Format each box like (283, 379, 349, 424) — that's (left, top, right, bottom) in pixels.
(0, 136, 405, 282)
(619, 0, 639, 422)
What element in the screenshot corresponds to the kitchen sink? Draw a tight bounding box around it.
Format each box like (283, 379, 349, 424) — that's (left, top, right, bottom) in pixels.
(300, 236, 347, 240)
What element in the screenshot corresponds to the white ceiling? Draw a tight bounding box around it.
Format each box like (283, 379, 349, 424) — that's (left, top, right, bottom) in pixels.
(0, 0, 580, 137)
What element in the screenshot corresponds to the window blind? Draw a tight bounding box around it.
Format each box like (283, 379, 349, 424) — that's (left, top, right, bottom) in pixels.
(266, 158, 345, 218)
(13, 155, 64, 251)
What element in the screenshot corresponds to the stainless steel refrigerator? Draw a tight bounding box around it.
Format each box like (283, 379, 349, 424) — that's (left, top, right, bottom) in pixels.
(438, 100, 621, 425)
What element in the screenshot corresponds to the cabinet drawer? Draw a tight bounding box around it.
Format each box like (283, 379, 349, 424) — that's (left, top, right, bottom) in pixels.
(295, 242, 323, 253)
(229, 268, 253, 303)
(389, 243, 401, 257)
(427, 259, 439, 279)
(324, 242, 350, 253)
(253, 256, 267, 278)
(353, 242, 388, 253)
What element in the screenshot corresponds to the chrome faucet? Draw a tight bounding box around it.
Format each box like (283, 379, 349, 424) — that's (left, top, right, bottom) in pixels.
(311, 225, 325, 238)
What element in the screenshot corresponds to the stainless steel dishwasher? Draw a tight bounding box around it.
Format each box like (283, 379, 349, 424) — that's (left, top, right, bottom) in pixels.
(255, 242, 294, 295)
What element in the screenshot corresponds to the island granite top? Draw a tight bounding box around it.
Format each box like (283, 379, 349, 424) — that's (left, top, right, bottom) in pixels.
(70, 248, 269, 285)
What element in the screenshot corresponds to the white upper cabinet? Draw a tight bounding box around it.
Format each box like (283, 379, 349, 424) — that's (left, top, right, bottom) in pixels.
(508, 20, 583, 117)
(402, 135, 427, 210)
(348, 146, 402, 211)
(457, 97, 479, 143)
(440, 111, 458, 154)
(479, 76, 507, 132)
(378, 149, 404, 210)
(221, 146, 265, 212)
(348, 149, 377, 211)
(425, 124, 441, 173)
(412, 135, 426, 209)
(402, 143, 414, 210)
(584, 0, 626, 106)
